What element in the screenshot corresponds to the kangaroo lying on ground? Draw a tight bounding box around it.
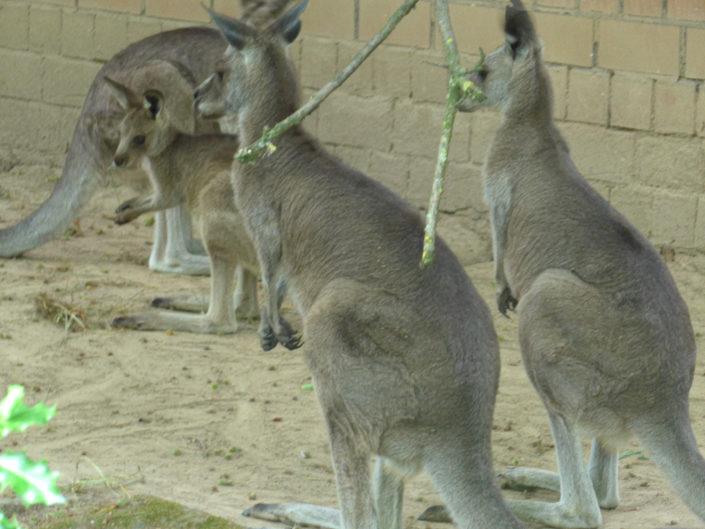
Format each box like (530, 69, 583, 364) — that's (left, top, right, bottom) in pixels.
(0, 0, 289, 275)
(195, 3, 526, 529)
(423, 2, 705, 528)
(105, 70, 265, 334)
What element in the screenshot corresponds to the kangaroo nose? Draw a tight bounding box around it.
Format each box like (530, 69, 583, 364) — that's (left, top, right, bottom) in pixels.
(114, 156, 127, 168)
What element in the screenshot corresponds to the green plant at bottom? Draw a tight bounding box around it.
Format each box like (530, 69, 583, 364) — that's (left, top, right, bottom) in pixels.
(0, 385, 65, 529)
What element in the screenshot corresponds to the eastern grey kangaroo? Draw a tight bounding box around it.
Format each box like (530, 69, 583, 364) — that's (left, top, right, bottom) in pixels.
(0, 27, 224, 273)
(195, 3, 526, 529)
(0, 0, 289, 274)
(104, 70, 262, 334)
(429, 1, 704, 527)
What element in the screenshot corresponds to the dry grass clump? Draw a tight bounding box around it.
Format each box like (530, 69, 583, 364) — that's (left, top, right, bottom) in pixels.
(34, 292, 87, 332)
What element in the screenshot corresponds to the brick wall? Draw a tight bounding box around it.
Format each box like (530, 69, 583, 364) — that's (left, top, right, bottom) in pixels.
(2, 0, 705, 263)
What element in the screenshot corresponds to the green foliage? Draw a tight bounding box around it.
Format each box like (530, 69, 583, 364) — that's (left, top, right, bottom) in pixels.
(0, 386, 66, 529)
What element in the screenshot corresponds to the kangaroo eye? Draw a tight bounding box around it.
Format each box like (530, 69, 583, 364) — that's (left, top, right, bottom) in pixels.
(133, 135, 146, 147)
(216, 69, 225, 81)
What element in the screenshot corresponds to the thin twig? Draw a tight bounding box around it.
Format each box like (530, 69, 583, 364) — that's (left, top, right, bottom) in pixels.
(236, 0, 422, 163)
(420, 0, 485, 269)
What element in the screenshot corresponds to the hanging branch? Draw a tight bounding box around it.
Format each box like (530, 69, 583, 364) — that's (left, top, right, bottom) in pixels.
(236, 0, 421, 163)
(419, 0, 485, 269)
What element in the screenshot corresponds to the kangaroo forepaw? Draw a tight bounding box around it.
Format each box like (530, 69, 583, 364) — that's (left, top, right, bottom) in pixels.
(497, 287, 518, 317)
(279, 332, 302, 350)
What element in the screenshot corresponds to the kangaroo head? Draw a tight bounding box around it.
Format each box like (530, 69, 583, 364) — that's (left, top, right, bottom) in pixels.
(196, 0, 306, 129)
(458, 0, 547, 116)
(104, 60, 197, 169)
(105, 76, 171, 169)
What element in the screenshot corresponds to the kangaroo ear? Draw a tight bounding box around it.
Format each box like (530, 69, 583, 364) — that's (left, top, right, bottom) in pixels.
(104, 76, 140, 110)
(268, 0, 308, 44)
(143, 90, 163, 119)
(205, 6, 256, 50)
(504, 0, 537, 59)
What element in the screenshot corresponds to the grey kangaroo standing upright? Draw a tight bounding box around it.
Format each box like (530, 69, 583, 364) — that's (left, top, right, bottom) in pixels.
(195, 3, 526, 529)
(0, 0, 289, 273)
(430, 1, 704, 527)
(103, 68, 261, 334)
(0, 27, 225, 273)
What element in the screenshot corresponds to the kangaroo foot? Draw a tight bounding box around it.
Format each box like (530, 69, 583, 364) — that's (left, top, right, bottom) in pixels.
(497, 286, 518, 317)
(417, 505, 451, 523)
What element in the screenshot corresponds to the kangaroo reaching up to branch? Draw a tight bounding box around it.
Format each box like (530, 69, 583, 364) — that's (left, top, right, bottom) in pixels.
(0, 0, 291, 274)
(104, 70, 268, 334)
(420, 2, 705, 527)
(195, 4, 526, 529)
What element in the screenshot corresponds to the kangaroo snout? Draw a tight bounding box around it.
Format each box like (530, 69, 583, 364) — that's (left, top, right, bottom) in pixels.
(113, 155, 127, 168)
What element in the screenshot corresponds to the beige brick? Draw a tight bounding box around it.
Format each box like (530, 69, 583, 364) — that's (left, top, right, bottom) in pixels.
(610, 73, 652, 131)
(0, 50, 42, 100)
(337, 40, 374, 97)
(372, 45, 412, 98)
(654, 80, 696, 135)
(29, 6, 61, 53)
(31, 0, 74, 6)
(437, 212, 492, 266)
(62, 10, 94, 59)
(94, 13, 129, 61)
(392, 101, 443, 158)
(534, 13, 593, 67)
(694, 195, 705, 247)
(410, 49, 446, 103)
(609, 185, 654, 238)
(668, 0, 705, 21)
(367, 150, 409, 197)
(567, 69, 609, 125)
(406, 155, 435, 208)
(598, 20, 679, 75)
(79, 0, 141, 14)
(299, 37, 337, 90)
(447, 5, 504, 55)
(560, 122, 635, 183)
(623, 0, 663, 17)
(359, 0, 431, 49)
(0, 100, 70, 154)
(651, 190, 697, 247)
(392, 101, 471, 163)
(548, 65, 568, 120)
(443, 162, 484, 213)
(42, 56, 101, 107)
(145, 0, 209, 22)
(328, 145, 370, 174)
(127, 18, 163, 44)
(0, 3, 29, 50)
(636, 136, 705, 193)
(317, 92, 394, 150)
(580, 0, 619, 14)
(537, 0, 577, 8)
(300, 0, 354, 40)
(686, 28, 705, 79)
(469, 109, 500, 164)
(211, 0, 239, 18)
(697, 88, 705, 137)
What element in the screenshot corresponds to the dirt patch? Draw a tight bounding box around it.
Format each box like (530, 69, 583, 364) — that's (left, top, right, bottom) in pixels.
(1, 165, 704, 528)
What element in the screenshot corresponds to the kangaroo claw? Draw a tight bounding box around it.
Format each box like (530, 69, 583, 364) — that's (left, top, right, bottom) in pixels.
(497, 287, 518, 317)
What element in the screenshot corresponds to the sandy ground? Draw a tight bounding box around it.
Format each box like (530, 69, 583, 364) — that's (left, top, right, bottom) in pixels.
(1, 163, 704, 529)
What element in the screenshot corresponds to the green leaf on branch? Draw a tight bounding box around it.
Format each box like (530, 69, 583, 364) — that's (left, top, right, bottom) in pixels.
(0, 386, 56, 437)
(0, 452, 65, 507)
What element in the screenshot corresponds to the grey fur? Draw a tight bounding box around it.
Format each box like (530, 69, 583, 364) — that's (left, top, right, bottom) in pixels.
(453, 1, 705, 527)
(196, 4, 526, 529)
